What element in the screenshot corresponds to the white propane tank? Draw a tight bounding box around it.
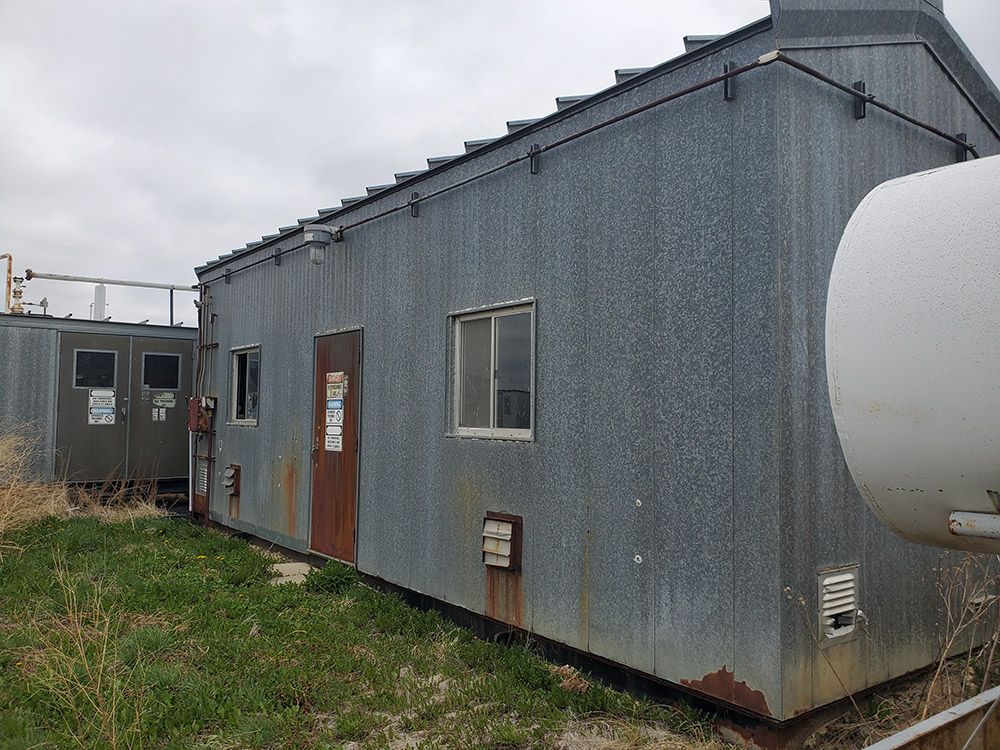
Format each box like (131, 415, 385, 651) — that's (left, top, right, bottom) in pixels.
(827, 155, 1000, 553)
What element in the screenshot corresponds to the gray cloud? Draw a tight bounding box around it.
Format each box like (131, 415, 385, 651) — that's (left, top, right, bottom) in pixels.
(1, 0, 997, 323)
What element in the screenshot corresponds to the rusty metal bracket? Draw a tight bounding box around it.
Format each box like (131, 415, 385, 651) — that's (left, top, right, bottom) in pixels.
(528, 144, 541, 175)
(332, 226, 345, 243)
(956, 132, 969, 162)
(853, 80, 866, 119)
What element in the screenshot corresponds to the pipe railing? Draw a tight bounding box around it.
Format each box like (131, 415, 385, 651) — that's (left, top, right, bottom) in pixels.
(23, 268, 197, 325)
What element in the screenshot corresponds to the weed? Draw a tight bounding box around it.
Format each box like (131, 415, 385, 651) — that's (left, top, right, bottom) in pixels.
(0, 515, 739, 749)
(304, 559, 360, 595)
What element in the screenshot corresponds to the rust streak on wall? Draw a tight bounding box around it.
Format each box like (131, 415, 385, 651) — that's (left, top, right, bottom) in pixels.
(486, 568, 523, 627)
(283, 459, 298, 537)
(682, 666, 772, 717)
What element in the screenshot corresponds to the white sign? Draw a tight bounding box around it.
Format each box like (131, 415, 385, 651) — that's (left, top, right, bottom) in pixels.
(326, 408, 343, 425)
(325, 435, 343, 452)
(88, 389, 116, 425)
(152, 407, 167, 422)
(152, 392, 176, 408)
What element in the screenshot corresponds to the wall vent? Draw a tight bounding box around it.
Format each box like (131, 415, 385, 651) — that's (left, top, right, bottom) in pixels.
(195, 460, 209, 496)
(482, 512, 522, 571)
(819, 566, 859, 642)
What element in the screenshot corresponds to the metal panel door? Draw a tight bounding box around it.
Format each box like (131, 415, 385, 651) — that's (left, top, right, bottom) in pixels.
(56, 332, 131, 481)
(127, 336, 193, 479)
(310, 330, 361, 562)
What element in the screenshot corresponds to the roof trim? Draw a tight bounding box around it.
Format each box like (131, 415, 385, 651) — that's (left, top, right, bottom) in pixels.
(195, 14, 773, 277)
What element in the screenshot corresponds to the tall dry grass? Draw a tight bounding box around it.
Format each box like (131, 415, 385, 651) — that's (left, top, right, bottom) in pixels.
(0, 425, 69, 558)
(22, 555, 154, 750)
(0, 423, 164, 559)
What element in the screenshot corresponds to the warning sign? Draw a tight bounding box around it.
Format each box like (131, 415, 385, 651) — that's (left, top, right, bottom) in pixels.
(88, 390, 116, 426)
(326, 371, 344, 399)
(152, 392, 176, 408)
(324, 373, 346, 450)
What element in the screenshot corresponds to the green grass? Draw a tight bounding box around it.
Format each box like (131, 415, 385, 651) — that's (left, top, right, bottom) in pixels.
(0, 516, 725, 749)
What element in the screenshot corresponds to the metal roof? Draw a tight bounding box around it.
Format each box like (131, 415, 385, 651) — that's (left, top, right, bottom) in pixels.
(0, 312, 197, 338)
(195, 0, 1000, 278)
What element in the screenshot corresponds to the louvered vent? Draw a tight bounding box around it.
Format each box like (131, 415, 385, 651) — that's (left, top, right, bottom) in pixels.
(482, 513, 522, 571)
(195, 460, 209, 496)
(819, 566, 859, 641)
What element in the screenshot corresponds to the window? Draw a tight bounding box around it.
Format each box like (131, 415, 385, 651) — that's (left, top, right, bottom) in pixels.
(231, 347, 260, 424)
(452, 303, 533, 439)
(74, 350, 116, 388)
(142, 353, 181, 390)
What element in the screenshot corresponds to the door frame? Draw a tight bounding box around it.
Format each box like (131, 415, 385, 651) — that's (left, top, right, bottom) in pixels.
(308, 325, 363, 562)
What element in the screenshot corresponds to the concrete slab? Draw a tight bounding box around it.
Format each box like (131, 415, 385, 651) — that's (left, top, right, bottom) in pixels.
(269, 561, 315, 585)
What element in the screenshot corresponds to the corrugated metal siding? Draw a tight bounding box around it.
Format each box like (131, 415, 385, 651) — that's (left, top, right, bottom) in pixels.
(200, 26, 785, 713)
(0, 322, 58, 479)
(775, 41, 1000, 717)
(197, 23, 1000, 720)
(0, 315, 197, 482)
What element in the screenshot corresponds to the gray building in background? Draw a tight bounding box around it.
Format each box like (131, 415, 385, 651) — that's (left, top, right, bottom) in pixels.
(191, 0, 1000, 723)
(0, 314, 196, 482)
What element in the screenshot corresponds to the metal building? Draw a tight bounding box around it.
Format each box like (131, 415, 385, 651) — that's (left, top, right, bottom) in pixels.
(190, 0, 1000, 724)
(0, 313, 196, 483)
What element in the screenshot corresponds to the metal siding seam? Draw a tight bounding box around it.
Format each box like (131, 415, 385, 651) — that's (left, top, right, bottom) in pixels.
(729, 61, 738, 688)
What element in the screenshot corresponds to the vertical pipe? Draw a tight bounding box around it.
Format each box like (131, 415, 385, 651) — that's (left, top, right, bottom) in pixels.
(170, 288, 175, 325)
(93, 284, 107, 320)
(0, 253, 11, 314)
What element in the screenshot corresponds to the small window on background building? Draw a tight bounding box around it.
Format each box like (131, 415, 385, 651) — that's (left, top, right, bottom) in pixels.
(453, 303, 533, 439)
(231, 347, 260, 424)
(74, 350, 116, 388)
(142, 353, 181, 390)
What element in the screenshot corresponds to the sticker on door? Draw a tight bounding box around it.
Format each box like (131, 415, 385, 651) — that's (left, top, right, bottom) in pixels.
(88, 389, 116, 425)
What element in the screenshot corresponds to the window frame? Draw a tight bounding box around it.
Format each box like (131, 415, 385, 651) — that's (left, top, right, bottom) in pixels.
(141, 352, 182, 391)
(72, 349, 117, 389)
(229, 345, 261, 426)
(448, 301, 535, 441)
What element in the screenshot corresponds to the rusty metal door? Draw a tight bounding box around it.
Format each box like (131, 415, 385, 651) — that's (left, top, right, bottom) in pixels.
(310, 330, 361, 562)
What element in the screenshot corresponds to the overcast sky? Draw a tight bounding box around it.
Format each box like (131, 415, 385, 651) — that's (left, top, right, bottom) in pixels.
(1, 1, 998, 324)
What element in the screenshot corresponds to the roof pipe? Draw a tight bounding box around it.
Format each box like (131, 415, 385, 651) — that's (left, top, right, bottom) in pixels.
(24, 268, 196, 325)
(0, 254, 11, 314)
(24, 269, 196, 291)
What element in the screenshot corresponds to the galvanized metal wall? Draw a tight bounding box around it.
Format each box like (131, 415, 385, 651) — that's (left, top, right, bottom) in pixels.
(0, 318, 59, 478)
(774, 40, 1000, 716)
(0, 315, 198, 482)
(196, 12, 1000, 721)
(200, 24, 786, 715)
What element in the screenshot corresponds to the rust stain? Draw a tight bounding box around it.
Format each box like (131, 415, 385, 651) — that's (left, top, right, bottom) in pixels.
(682, 666, 772, 717)
(579, 528, 591, 648)
(486, 568, 524, 627)
(282, 459, 298, 537)
(716, 719, 788, 750)
(228, 492, 240, 519)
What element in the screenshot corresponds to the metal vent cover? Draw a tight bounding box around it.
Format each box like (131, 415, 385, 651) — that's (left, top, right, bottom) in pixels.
(819, 565, 859, 642)
(195, 460, 209, 496)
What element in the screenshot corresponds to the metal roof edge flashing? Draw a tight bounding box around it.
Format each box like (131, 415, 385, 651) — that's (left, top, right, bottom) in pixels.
(194, 13, 774, 280)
